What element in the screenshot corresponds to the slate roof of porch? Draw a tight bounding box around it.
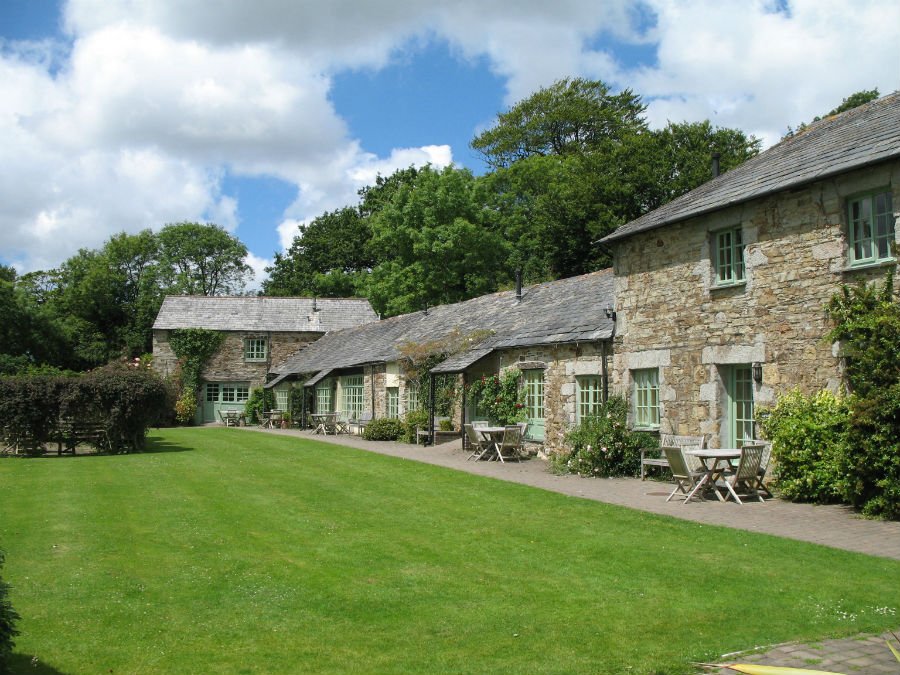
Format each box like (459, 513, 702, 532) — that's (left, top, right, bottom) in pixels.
(270, 269, 615, 382)
(602, 90, 900, 243)
(152, 295, 379, 333)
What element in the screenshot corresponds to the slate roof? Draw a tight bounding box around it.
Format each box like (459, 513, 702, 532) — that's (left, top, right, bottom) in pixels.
(152, 296, 379, 333)
(602, 91, 900, 244)
(270, 270, 615, 382)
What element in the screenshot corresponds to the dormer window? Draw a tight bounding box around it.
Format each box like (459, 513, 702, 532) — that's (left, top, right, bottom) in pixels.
(713, 226, 745, 286)
(848, 190, 894, 266)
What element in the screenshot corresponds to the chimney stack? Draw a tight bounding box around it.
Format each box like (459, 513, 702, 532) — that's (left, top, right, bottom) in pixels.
(515, 269, 523, 302)
(711, 152, 721, 178)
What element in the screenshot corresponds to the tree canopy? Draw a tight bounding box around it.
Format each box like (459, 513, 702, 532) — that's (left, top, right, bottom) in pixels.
(4, 223, 252, 373)
(471, 77, 647, 168)
(157, 222, 252, 296)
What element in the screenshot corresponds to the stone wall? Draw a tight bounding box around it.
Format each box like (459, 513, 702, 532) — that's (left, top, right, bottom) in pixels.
(497, 342, 609, 452)
(610, 160, 900, 446)
(152, 329, 322, 389)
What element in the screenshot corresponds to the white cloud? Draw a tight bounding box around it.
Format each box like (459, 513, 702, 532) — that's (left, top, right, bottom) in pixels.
(3, 0, 899, 278)
(244, 251, 273, 293)
(276, 143, 454, 251)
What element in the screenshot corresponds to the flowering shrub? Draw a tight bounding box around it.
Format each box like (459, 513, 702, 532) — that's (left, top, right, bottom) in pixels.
(554, 396, 655, 477)
(466, 369, 526, 425)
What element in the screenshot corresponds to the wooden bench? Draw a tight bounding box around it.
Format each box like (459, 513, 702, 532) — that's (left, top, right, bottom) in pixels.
(640, 434, 706, 480)
(55, 418, 110, 455)
(416, 417, 457, 445)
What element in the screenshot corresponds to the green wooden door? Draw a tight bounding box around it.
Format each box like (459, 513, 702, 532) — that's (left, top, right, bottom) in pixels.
(726, 365, 754, 447)
(523, 369, 545, 441)
(202, 382, 250, 423)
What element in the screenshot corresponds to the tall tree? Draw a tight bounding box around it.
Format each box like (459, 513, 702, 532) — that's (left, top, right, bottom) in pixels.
(157, 222, 252, 296)
(366, 165, 510, 317)
(264, 167, 421, 298)
(471, 77, 647, 169)
(476, 78, 759, 277)
(264, 207, 373, 297)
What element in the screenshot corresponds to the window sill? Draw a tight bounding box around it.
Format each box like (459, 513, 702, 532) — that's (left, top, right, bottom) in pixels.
(633, 425, 660, 432)
(840, 259, 897, 274)
(711, 280, 746, 291)
(244, 358, 267, 363)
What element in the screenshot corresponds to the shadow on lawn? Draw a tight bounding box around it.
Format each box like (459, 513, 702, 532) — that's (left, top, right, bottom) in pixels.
(8, 653, 69, 675)
(14, 433, 194, 458)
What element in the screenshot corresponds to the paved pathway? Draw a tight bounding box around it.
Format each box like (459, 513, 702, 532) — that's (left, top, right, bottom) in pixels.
(240, 427, 900, 673)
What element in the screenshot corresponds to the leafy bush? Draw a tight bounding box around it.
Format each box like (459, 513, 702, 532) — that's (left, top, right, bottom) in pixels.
(63, 364, 169, 453)
(554, 396, 656, 477)
(0, 365, 168, 454)
(842, 383, 900, 518)
(362, 418, 406, 441)
(758, 389, 849, 503)
(400, 409, 429, 444)
(0, 550, 19, 675)
(825, 270, 900, 518)
(466, 369, 527, 425)
(174, 391, 198, 425)
(244, 387, 275, 425)
(0, 375, 67, 455)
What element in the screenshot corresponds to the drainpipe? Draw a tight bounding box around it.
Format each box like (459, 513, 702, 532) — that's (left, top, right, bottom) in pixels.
(461, 372, 468, 451)
(370, 365, 376, 418)
(428, 375, 436, 447)
(601, 341, 609, 403)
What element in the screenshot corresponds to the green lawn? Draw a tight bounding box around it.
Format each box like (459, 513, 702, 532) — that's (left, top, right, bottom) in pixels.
(1, 428, 899, 675)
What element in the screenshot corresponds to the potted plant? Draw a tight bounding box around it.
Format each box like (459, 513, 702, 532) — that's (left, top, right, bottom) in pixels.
(280, 412, 291, 429)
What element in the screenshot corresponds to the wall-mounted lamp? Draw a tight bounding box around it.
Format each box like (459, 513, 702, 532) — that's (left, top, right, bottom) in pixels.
(604, 304, 616, 322)
(752, 362, 763, 384)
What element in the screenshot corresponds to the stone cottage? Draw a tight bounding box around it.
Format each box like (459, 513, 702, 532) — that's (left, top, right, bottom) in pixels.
(266, 271, 616, 451)
(601, 91, 900, 448)
(152, 296, 378, 423)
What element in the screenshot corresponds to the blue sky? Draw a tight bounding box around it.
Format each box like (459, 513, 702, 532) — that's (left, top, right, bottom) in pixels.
(1, 1, 898, 287)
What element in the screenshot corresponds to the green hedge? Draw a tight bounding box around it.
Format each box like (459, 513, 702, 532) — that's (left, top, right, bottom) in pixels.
(362, 418, 406, 441)
(0, 364, 168, 455)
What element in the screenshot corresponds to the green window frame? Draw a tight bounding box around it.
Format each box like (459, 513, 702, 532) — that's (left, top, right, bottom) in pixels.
(221, 385, 237, 403)
(632, 369, 660, 429)
(725, 365, 755, 447)
(714, 227, 745, 286)
(523, 369, 545, 441)
(205, 383, 220, 402)
(244, 337, 268, 362)
(274, 387, 289, 411)
(315, 382, 333, 414)
(577, 376, 603, 421)
(342, 375, 364, 416)
(386, 387, 399, 419)
(405, 381, 419, 413)
(235, 386, 249, 403)
(848, 190, 894, 265)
